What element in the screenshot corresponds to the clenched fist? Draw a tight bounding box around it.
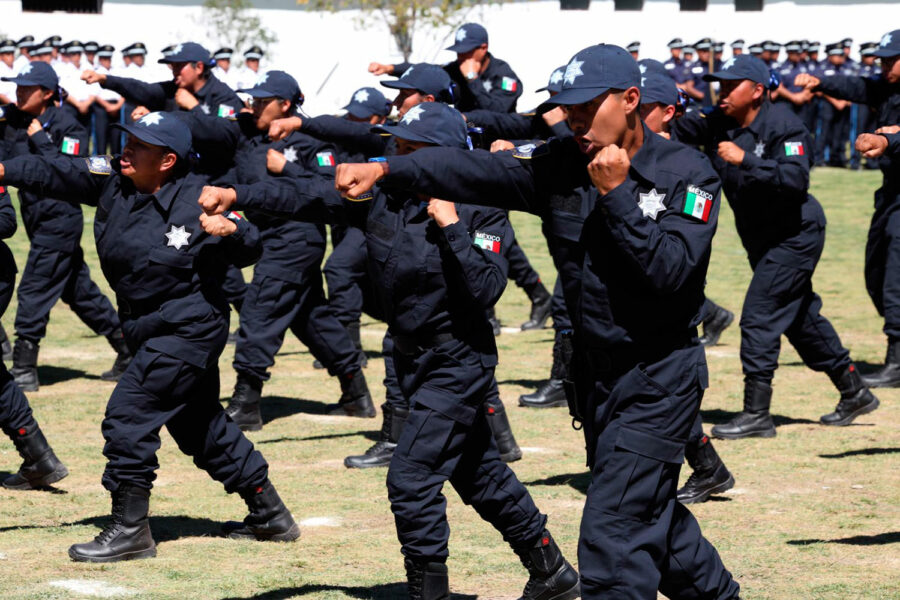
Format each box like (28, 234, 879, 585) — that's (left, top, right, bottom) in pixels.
(587, 144, 630, 196)
(174, 88, 199, 110)
(717, 141, 745, 165)
(81, 70, 106, 85)
(427, 199, 459, 227)
(131, 105, 150, 122)
(268, 116, 303, 141)
(198, 186, 237, 215)
(368, 62, 394, 76)
(335, 162, 386, 200)
(199, 213, 237, 237)
(267, 149, 287, 174)
(792, 73, 820, 89)
(490, 139, 515, 153)
(855, 133, 889, 159)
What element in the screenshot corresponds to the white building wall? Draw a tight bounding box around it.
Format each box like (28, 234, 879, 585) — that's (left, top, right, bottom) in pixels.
(2, 0, 898, 116)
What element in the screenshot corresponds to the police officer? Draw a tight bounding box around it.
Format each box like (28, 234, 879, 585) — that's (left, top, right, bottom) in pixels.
(333, 43, 741, 600)
(682, 38, 718, 109)
(626, 41, 640, 60)
(186, 70, 375, 424)
(774, 40, 815, 121)
(0, 39, 16, 105)
(369, 23, 524, 113)
(14, 36, 35, 72)
(0, 184, 68, 491)
(234, 45, 264, 91)
(0, 111, 300, 561)
(663, 37, 690, 85)
(731, 39, 745, 57)
(815, 42, 854, 167)
(795, 30, 900, 387)
(0, 62, 129, 391)
(91, 45, 125, 156)
(672, 55, 879, 436)
(211, 47, 237, 90)
(849, 42, 880, 170)
(200, 101, 577, 600)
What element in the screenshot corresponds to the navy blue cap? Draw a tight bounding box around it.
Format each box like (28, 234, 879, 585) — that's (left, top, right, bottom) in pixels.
(2, 61, 58, 89)
(112, 111, 192, 158)
(874, 31, 900, 58)
(446, 23, 488, 53)
(343, 87, 391, 119)
(861, 42, 879, 56)
(64, 40, 84, 54)
(732, 39, 745, 49)
(825, 42, 844, 56)
(380, 63, 453, 99)
(547, 44, 640, 106)
(373, 102, 468, 149)
(784, 40, 802, 53)
(695, 38, 713, 51)
(702, 55, 769, 85)
(159, 42, 210, 64)
(668, 38, 684, 49)
(638, 58, 666, 76)
(97, 44, 115, 58)
(238, 70, 303, 106)
(640, 70, 679, 106)
(536, 65, 566, 94)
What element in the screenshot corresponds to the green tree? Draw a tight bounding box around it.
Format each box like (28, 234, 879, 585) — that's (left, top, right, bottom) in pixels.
(201, 0, 278, 66)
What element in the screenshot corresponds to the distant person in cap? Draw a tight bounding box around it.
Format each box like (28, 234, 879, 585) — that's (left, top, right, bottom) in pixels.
(731, 39, 745, 57)
(31, 40, 54, 64)
(809, 42, 854, 167)
(92, 44, 125, 155)
(850, 42, 881, 169)
(83, 41, 99, 67)
(772, 40, 815, 121)
(626, 40, 640, 59)
(0, 39, 16, 104)
(682, 37, 720, 108)
(234, 45, 264, 91)
(663, 37, 691, 85)
(14, 36, 35, 72)
(211, 47, 237, 90)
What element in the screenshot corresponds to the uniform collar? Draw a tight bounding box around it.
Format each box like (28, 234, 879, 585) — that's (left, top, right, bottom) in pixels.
(627, 122, 659, 184)
(151, 174, 187, 213)
(746, 101, 771, 137)
(38, 105, 58, 126)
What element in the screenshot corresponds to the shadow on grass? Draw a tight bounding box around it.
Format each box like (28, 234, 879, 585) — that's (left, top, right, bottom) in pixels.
(257, 396, 332, 423)
(0, 514, 221, 540)
(787, 531, 900, 546)
(819, 447, 900, 458)
(0, 471, 68, 494)
(524, 472, 590, 495)
(219, 583, 476, 599)
(257, 430, 380, 445)
(38, 365, 100, 386)
(498, 378, 547, 388)
(700, 408, 818, 426)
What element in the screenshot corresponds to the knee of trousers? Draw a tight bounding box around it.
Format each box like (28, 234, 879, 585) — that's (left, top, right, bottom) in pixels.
(386, 457, 448, 523)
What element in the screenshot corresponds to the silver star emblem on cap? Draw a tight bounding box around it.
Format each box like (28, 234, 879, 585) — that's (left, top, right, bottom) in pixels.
(165, 225, 191, 250)
(401, 104, 425, 125)
(19, 63, 32, 75)
(139, 112, 163, 126)
(171, 43, 183, 56)
(881, 33, 892, 47)
(639, 64, 647, 74)
(354, 89, 370, 103)
(722, 58, 737, 70)
(638, 188, 666, 220)
(456, 28, 467, 42)
(282, 147, 298, 163)
(256, 72, 269, 85)
(549, 69, 563, 84)
(564, 59, 584, 85)
(401, 65, 414, 79)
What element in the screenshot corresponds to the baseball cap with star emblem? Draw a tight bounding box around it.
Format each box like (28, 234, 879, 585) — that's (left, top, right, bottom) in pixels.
(702, 55, 770, 85)
(874, 30, 900, 58)
(445, 23, 488, 53)
(380, 63, 454, 100)
(372, 102, 469, 149)
(158, 42, 210, 65)
(2, 61, 58, 89)
(238, 70, 304, 106)
(536, 65, 567, 94)
(546, 44, 641, 106)
(112, 111, 192, 158)
(343, 87, 391, 119)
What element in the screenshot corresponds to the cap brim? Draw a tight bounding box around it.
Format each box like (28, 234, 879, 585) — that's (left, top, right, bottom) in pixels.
(1, 76, 44, 86)
(371, 123, 434, 145)
(111, 122, 183, 156)
(445, 41, 481, 53)
(545, 86, 611, 106)
(379, 79, 417, 91)
(873, 48, 900, 58)
(344, 103, 374, 119)
(702, 71, 745, 82)
(236, 87, 278, 98)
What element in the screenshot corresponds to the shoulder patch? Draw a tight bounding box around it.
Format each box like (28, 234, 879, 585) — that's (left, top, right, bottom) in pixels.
(316, 151, 336, 167)
(61, 136, 81, 156)
(784, 141, 805, 156)
(682, 185, 714, 222)
(217, 104, 236, 118)
(513, 141, 545, 159)
(85, 155, 113, 175)
(500, 76, 518, 92)
(473, 231, 501, 253)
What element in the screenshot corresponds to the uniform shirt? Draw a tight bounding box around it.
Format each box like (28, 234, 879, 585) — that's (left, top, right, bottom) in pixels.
(672, 101, 823, 268)
(0, 185, 17, 307)
(463, 108, 571, 147)
(13, 55, 29, 73)
(211, 65, 239, 90)
(0, 104, 89, 252)
(689, 58, 722, 109)
(0, 62, 16, 102)
(300, 114, 396, 160)
(777, 59, 809, 94)
(663, 56, 690, 84)
(2, 154, 261, 365)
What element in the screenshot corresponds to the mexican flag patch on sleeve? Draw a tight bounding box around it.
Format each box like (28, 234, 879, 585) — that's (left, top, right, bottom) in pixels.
(683, 185, 714, 223)
(61, 136, 81, 155)
(501, 77, 518, 92)
(217, 104, 236, 118)
(316, 151, 335, 167)
(784, 141, 805, 156)
(473, 231, 501, 253)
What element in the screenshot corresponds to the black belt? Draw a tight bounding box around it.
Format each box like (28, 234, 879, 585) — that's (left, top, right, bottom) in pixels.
(117, 296, 158, 317)
(392, 332, 456, 356)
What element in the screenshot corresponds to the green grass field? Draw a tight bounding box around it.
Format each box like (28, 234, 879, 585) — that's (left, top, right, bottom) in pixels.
(0, 167, 897, 600)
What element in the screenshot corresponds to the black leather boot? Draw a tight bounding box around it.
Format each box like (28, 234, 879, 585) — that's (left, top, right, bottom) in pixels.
(344, 403, 409, 469)
(328, 370, 376, 417)
(862, 339, 900, 388)
(520, 335, 567, 408)
(101, 328, 133, 381)
(485, 398, 522, 463)
(405, 558, 449, 600)
(521, 283, 552, 331)
(513, 530, 580, 600)
(2, 425, 68, 490)
(699, 303, 734, 347)
(0, 323, 11, 362)
(676, 435, 735, 504)
(223, 480, 301, 541)
(10, 338, 39, 392)
(821, 364, 880, 426)
(225, 373, 263, 431)
(68, 485, 156, 562)
(711, 378, 776, 439)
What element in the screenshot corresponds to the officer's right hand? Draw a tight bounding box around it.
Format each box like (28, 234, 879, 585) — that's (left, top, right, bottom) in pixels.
(368, 62, 394, 76)
(268, 116, 302, 141)
(335, 162, 386, 199)
(588, 144, 630, 196)
(793, 73, 820, 89)
(267, 149, 287, 174)
(199, 212, 237, 237)
(490, 140, 515, 152)
(175, 88, 199, 110)
(81, 70, 106, 85)
(855, 133, 889, 158)
(198, 186, 237, 215)
(131, 105, 150, 121)
(876, 125, 900, 135)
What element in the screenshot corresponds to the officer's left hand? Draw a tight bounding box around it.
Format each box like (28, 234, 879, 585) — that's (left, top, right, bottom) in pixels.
(335, 162, 386, 199)
(267, 149, 288, 174)
(542, 106, 567, 127)
(855, 133, 889, 158)
(131, 105, 150, 121)
(490, 140, 515, 152)
(427, 199, 459, 227)
(199, 212, 237, 237)
(26, 119, 43, 137)
(717, 141, 745, 165)
(459, 58, 481, 79)
(198, 186, 237, 215)
(587, 144, 630, 196)
(175, 88, 199, 110)
(875, 125, 900, 135)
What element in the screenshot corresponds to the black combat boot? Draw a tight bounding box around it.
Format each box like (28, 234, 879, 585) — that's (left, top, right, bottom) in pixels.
(520, 335, 567, 408)
(101, 328, 133, 381)
(521, 283, 553, 331)
(699, 303, 735, 347)
(405, 558, 449, 600)
(485, 398, 522, 463)
(344, 403, 409, 469)
(225, 373, 263, 432)
(2, 425, 68, 490)
(513, 530, 580, 600)
(862, 338, 900, 388)
(223, 480, 301, 541)
(821, 364, 880, 426)
(328, 370, 376, 417)
(68, 485, 156, 562)
(711, 378, 776, 440)
(10, 338, 39, 392)
(676, 435, 735, 504)
(0, 323, 11, 361)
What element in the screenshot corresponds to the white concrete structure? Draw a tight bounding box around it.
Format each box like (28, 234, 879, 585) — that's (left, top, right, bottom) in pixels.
(4, 0, 898, 115)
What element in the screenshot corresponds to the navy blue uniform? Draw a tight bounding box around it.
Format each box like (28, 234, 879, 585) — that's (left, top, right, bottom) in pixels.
(815, 62, 855, 165)
(368, 127, 739, 598)
(230, 175, 547, 562)
(187, 110, 362, 382)
(673, 102, 851, 384)
(395, 55, 523, 113)
(850, 62, 880, 168)
(776, 58, 812, 122)
(663, 56, 691, 85)
(815, 73, 900, 338)
(1, 105, 120, 344)
(2, 154, 268, 494)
